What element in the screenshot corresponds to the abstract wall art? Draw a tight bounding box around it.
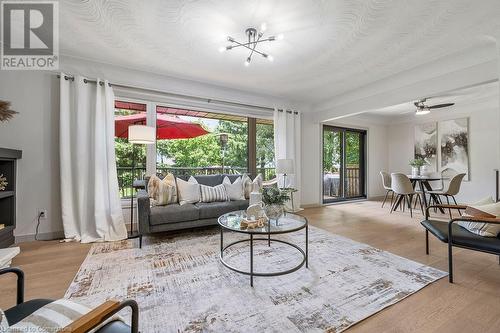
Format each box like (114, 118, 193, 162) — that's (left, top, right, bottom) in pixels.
(439, 117, 469, 180)
(414, 122, 438, 171)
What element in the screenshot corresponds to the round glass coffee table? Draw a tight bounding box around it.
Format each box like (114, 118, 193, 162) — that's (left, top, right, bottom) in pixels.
(218, 211, 308, 286)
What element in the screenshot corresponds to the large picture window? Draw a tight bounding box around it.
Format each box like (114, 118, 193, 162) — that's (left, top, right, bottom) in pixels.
(114, 100, 274, 198)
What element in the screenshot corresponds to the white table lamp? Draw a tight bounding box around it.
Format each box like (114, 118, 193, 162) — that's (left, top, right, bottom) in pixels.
(276, 158, 294, 188)
(129, 125, 155, 144)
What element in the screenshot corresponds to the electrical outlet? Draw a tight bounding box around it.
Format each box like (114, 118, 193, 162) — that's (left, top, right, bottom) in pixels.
(37, 209, 47, 220)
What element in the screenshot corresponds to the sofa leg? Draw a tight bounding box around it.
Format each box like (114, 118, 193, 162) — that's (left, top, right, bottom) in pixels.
(425, 229, 429, 255)
(139, 235, 143, 249)
(448, 242, 454, 283)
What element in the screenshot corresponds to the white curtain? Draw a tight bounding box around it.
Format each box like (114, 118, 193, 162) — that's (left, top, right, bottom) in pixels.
(60, 74, 127, 243)
(274, 108, 301, 211)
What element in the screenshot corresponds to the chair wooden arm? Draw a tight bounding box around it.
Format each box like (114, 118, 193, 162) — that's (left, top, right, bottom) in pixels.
(63, 299, 139, 333)
(425, 204, 467, 219)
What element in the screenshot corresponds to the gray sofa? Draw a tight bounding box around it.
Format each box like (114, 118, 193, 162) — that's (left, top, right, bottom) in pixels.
(137, 174, 249, 246)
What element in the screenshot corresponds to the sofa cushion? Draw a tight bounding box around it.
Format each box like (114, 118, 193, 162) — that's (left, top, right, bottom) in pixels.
(196, 201, 242, 219)
(234, 199, 250, 211)
(421, 219, 500, 253)
(150, 203, 199, 225)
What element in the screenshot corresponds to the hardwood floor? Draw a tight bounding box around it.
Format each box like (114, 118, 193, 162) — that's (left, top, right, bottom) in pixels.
(1, 200, 499, 332)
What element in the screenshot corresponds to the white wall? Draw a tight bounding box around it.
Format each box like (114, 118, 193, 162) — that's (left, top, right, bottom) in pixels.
(300, 114, 389, 207)
(0, 71, 62, 240)
(386, 98, 499, 203)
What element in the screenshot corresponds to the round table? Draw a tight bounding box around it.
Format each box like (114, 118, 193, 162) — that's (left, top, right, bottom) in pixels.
(218, 211, 308, 287)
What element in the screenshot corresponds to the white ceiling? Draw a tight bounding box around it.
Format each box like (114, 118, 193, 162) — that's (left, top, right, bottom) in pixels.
(60, 0, 500, 104)
(362, 81, 499, 117)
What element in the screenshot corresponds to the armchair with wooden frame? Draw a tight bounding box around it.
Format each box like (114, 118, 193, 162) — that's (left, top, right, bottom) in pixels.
(0, 267, 139, 333)
(421, 204, 500, 283)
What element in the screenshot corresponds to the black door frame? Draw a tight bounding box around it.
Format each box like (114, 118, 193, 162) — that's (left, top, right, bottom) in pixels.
(322, 125, 367, 204)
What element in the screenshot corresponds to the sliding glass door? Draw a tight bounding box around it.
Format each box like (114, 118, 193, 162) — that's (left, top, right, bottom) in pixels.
(323, 125, 366, 203)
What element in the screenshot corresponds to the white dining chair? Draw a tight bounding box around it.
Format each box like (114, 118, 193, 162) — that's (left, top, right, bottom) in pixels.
(379, 171, 393, 208)
(391, 173, 423, 217)
(428, 173, 466, 218)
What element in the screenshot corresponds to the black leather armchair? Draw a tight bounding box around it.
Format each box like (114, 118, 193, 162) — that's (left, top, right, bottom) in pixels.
(0, 267, 139, 332)
(421, 204, 500, 283)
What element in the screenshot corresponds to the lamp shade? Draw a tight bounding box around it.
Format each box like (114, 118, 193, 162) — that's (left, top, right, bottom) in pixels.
(128, 125, 155, 144)
(276, 159, 294, 174)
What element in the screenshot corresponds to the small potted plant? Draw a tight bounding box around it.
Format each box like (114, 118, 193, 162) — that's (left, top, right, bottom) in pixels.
(262, 187, 290, 222)
(409, 158, 427, 177)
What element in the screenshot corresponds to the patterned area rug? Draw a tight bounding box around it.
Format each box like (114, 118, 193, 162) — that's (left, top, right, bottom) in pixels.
(65, 226, 446, 332)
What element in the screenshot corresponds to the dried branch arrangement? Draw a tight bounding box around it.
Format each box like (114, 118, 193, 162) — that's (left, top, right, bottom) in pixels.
(0, 100, 18, 122)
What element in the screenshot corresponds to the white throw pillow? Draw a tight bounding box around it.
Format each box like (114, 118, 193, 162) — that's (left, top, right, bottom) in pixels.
(0, 308, 8, 332)
(200, 184, 229, 203)
(176, 176, 200, 205)
(223, 176, 245, 201)
(148, 174, 177, 206)
(458, 198, 500, 237)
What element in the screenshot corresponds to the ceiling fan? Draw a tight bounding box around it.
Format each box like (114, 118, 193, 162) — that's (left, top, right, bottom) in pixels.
(414, 98, 454, 115)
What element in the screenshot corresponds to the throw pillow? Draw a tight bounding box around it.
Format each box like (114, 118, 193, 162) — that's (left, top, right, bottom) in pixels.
(223, 176, 245, 201)
(9, 299, 122, 333)
(242, 173, 252, 199)
(252, 173, 263, 192)
(242, 174, 264, 199)
(0, 308, 8, 332)
(200, 184, 229, 203)
(458, 198, 500, 237)
(148, 174, 177, 206)
(176, 176, 200, 205)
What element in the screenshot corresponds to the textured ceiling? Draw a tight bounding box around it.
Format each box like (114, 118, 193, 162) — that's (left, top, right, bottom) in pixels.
(363, 81, 499, 117)
(60, 0, 500, 104)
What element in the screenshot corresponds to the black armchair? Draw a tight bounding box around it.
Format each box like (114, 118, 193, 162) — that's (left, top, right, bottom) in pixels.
(0, 267, 139, 332)
(421, 204, 500, 283)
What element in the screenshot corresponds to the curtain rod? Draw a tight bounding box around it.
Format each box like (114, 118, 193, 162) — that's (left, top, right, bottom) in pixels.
(56, 74, 277, 113)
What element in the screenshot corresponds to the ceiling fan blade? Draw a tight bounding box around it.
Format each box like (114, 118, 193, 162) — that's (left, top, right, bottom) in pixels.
(429, 103, 454, 109)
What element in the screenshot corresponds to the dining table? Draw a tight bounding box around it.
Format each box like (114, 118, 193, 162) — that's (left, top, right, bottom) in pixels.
(393, 175, 446, 213)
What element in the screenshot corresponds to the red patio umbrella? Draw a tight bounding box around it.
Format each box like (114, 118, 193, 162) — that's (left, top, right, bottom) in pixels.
(115, 113, 210, 139)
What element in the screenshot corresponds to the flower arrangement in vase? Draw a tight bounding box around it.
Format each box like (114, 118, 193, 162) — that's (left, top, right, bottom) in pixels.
(262, 187, 290, 222)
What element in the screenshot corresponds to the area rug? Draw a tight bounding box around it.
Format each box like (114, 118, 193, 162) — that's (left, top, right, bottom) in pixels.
(65, 226, 446, 332)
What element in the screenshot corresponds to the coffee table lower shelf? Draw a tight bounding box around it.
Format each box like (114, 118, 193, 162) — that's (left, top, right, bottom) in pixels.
(219, 227, 308, 287)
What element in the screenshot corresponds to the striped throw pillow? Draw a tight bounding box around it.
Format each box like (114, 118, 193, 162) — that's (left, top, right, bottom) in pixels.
(200, 184, 228, 203)
(9, 299, 123, 333)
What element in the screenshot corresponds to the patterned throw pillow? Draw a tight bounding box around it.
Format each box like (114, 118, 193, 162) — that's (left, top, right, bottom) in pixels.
(0, 308, 9, 333)
(242, 173, 263, 199)
(148, 174, 177, 206)
(458, 197, 500, 237)
(200, 184, 228, 203)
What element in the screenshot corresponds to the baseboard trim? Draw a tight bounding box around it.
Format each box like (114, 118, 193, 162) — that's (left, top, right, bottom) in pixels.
(15, 230, 65, 243)
(301, 203, 321, 209)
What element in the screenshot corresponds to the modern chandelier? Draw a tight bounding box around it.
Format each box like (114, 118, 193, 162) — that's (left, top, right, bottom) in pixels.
(219, 23, 283, 66)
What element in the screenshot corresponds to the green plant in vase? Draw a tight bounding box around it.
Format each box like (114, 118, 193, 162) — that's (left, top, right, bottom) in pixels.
(262, 187, 290, 222)
(409, 158, 427, 176)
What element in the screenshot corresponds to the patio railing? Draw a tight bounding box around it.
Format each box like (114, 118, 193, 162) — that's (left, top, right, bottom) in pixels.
(117, 166, 275, 198)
